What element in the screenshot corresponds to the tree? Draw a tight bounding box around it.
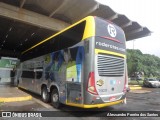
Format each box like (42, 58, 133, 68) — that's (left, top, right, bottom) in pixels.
(127, 49, 160, 77)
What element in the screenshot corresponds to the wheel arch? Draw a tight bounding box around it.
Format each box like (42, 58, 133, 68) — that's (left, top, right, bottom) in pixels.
(41, 84, 47, 88)
(50, 85, 59, 93)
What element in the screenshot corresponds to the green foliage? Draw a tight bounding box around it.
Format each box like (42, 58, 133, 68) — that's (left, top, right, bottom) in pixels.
(127, 49, 160, 77)
(129, 80, 143, 86)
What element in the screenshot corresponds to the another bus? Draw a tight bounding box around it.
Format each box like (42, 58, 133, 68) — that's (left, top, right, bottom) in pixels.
(18, 16, 128, 108)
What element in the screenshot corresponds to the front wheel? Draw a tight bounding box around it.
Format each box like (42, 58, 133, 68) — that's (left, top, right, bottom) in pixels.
(51, 89, 61, 109)
(41, 87, 50, 103)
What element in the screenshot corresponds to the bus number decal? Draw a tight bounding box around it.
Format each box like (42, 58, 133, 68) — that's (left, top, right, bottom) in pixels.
(98, 89, 107, 92)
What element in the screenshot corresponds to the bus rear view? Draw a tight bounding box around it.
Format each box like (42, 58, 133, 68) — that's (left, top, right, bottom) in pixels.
(83, 17, 127, 108)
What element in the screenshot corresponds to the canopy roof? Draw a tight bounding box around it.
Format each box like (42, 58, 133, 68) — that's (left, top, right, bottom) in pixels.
(0, 0, 151, 58)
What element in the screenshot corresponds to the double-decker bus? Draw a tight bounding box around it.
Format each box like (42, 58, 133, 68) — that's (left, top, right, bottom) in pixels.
(18, 16, 128, 108)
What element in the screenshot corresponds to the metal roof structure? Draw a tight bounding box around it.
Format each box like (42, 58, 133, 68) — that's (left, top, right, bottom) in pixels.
(0, 0, 151, 58)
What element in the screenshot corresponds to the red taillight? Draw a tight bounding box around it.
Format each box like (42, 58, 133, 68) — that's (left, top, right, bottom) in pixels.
(87, 72, 98, 95)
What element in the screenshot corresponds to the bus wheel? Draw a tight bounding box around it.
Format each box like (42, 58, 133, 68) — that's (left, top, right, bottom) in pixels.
(41, 87, 50, 103)
(51, 89, 61, 108)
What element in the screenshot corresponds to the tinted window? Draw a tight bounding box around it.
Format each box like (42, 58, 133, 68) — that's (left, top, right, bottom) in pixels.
(22, 71, 35, 79)
(21, 21, 86, 61)
(36, 71, 43, 79)
(148, 79, 157, 81)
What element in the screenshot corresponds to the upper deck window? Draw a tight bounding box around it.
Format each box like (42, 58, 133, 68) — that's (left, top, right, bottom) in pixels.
(21, 21, 86, 61)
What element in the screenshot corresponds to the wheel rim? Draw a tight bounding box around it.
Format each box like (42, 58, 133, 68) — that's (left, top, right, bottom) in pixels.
(52, 93, 58, 102)
(42, 90, 47, 100)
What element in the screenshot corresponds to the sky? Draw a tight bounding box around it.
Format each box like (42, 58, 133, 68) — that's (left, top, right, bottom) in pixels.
(96, 0, 160, 57)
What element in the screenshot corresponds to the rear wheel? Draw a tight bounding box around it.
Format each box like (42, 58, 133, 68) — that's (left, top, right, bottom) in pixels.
(41, 87, 50, 103)
(51, 89, 61, 109)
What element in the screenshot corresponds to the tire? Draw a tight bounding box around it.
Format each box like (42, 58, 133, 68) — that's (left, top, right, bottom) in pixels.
(41, 87, 50, 103)
(143, 83, 146, 87)
(51, 89, 61, 109)
(149, 83, 152, 88)
(17, 80, 19, 86)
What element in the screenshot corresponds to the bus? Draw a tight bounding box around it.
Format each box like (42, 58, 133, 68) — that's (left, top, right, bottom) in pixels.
(18, 16, 128, 108)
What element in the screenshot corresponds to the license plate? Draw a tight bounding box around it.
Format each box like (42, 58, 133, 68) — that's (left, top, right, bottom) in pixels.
(109, 96, 116, 101)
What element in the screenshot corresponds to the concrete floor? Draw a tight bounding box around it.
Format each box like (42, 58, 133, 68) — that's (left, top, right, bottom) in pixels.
(0, 87, 160, 120)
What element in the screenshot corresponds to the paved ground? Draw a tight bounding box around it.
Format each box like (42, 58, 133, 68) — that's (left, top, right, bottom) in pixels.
(0, 86, 32, 102)
(0, 87, 160, 120)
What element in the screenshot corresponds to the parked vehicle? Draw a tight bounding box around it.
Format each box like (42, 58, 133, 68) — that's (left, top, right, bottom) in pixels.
(143, 78, 160, 88)
(156, 78, 160, 81)
(136, 75, 142, 80)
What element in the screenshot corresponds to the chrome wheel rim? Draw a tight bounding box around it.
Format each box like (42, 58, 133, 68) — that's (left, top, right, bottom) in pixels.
(52, 93, 58, 102)
(42, 90, 47, 100)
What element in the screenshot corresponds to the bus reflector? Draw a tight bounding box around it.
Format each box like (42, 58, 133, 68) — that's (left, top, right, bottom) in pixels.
(87, 72, 98, 95)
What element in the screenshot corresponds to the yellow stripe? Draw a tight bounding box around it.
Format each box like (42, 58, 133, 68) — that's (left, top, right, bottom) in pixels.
(130, 87, 142, 90)
(66, 99, 124, 108)
(82, 16, 95, 40)
(18, 86, 27, 90)
(95, 49, 126, 58)
(22, 16, 95, 54)
(0, 96, 32, 103)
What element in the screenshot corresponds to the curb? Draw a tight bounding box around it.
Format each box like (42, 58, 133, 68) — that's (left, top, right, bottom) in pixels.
(129, 86, 142, 90)
(0, 95, 32, 103)
(130, 85, 141, 87)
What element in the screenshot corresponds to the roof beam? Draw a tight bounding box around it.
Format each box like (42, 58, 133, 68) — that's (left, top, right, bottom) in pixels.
(127, 28, 143, 36)
(0, 2, 69, 31)
(49, 0, 69, 18)
(121, 21, 132, 28)
(74, 2, 99, 22)
(20, 0, 26, 8)
(108, 13, 118, 21)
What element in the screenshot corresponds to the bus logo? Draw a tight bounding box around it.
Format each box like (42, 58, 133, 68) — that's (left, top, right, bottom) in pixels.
(97, 79, 104, 86)
(107, 24, 117, 37)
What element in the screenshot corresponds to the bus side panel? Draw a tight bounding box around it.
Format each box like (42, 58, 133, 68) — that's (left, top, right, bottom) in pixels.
(41, 45, 85, 104)
(65, 45, 84, 104)
(18, 58, 45, 95)
(58, 44, 85, 104)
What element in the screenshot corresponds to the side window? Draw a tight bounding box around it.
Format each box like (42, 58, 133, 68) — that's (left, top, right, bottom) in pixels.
(36, 71, 43, 79)
(22, 71, 35, 79)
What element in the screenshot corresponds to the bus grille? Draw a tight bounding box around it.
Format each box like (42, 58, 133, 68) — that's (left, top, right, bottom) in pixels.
(97, 54, 124, 77)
